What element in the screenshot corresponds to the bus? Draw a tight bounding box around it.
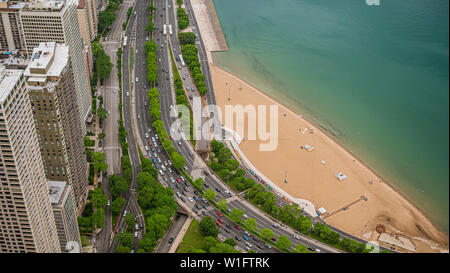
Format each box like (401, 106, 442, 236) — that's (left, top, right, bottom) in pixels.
(169, 24, 173, 36)
(163, 24, 167, 35)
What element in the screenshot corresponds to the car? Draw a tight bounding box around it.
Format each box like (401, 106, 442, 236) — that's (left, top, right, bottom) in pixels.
(191, 87, 195, 91)
(195, 204, 201, 210)
(217, 211, 223, 217)
(181, 176, 186, 182)
(150, 146, 155, 152)
(307, 246, 314, 251)
(157, 158, 162, 163)
(189, 95, 193, 100)
(152, 137, 156, 142)
(176, 192, 181, 197)
(245, 242, 252, 248)
(215, 187, 221, 192)
(181, 191, 185, 196)
(183, 166, 188, 171)
(216, 222, 222, 227)
(169, 237, 174, 244)
(180, 196, 185, 202)
(184, 181, 189, 187)
(145, 145, 149, 151)
(224, 229, 230, 234)
(113, 89, 117, 94)
(177, 141, 182, 146)
(107, 200, 110, 206)
(176, 184, 181, 189)
(257, 245, 263, 250)
(203, 170, 209, 176)
(316, 249, 321, 253)
(252, 236, 259, 242)
(243, 214, 248, 219)
(235, 236, 240, 242)
(152, 158, 156, 164)
(163, 176, 168, 182)
(137, 114, 140, 119)
(265, 244, 272, 249)
(130, 249, 134, 253)
(202, 197, 207, 204)
(271, 237, 277, 242)
(188, 152, 193, 157)
(293, 234, 300, 240)
(164, 161, 169, 166)
(145, 133, 149, 138)
(153, 152, 158, 158)
(218, 218, 224, 223)
(107, 110, 110, 115)
(202, 211, 206, 216)
(135, 224, 139, 230)
(136, 77, 138, 82)
(183, 186, 189, 192)
(155, 134, 159, 140)
(272, 223, 279, 228)
(193, 196, 199, 201)
(225, 224, 231, 229)
(161, 165, 166, 171)
(170, 177, 175, 183)
(168, 184, 174, 190)
(227, 208, 232, 213)
(182, 76, 185, 80)
(225, 190, 232, 196)
(134, 231, 138, 238)
(168, 160, 173, 166)
(140, 223, 143, 229)
(234, 225, 241, 230)
(176, 178, 181, 183)
(188, 197, 193, 202)
(159, 169, 164, 176)
(123, 210, 127, 217)
(126, 92, 129, 96)
(204, 183, 210, 188)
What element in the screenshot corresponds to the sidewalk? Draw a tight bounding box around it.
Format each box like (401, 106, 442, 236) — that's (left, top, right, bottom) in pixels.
(168, 216, 193, 253)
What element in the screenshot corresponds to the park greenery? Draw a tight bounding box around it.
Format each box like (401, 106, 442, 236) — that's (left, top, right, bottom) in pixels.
(92, 42, 113, 84)
(178, 218, 239, 253)
(178, 32, 197, 46)
(181, 43, 208, 96)
(78, 188, 108, 233)
(98, 0, 123, 34)
(209, 140, 255, 191)
(177, 8, 189, 30)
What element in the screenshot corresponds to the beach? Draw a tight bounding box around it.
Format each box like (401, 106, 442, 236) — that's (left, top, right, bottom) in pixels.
(190, 0, 449, 252)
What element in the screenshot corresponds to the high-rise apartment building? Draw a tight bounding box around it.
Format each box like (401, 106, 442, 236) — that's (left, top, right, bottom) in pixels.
(77, 0, 94, 78)
(48, 181, 81, 252)
(0, 1, 26, 51)
(19, 0, 91, 135)
(0, 66, 60, 253)
(84, 0, 97, 41)
(25, 42, 88, 211)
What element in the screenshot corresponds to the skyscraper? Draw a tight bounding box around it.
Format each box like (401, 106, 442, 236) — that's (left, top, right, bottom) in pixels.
(0, 66, 60, 253)
(20, 0, 92, 135)
(0, 1, 26, 51)
(48, 181, 81, 252)
(25, 42, 88, 211)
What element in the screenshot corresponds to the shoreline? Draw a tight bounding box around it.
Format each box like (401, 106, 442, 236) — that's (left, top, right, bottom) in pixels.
(212, 63, 449, 249)
(213, 62, 445, 234)
(192, 0, 449, 252)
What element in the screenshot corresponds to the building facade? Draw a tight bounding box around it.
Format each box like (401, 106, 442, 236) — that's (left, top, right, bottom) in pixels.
(19, 0, 91, 134)
(0, 66, 60, 253)
(77, 0, 94, 78)
(48, 181, 81, 252)
(25, 42, 88, 211)
(0, 1, 26, 51)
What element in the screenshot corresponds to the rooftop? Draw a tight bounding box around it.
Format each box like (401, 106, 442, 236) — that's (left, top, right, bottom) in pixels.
(22, 0, 66, 12)
(48, 181, 67, 205)
(24, 42, 69, 85)
(0, 66, 23, 104)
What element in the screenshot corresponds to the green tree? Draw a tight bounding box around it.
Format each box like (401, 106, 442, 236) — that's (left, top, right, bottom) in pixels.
(230, 208, 244, 223)
(178, 32, 196, 45)
(90, 187, 108, 209)
(92, 152, 108, 175)
(111, 197, 125, 216)
(209, 243, 239, 253)
(260, 228, 275, 241)
(292, 244, 308, 253)
(216, 199, 228, 212)
(116, 232, 134, 248)
(202, 236, 218, 251)
(192, 178, 204, 192)
(98, 133, 106, 139)
(171, 152, 186, 169)
(224, 238, 237, 247)
(204, 188, 216, 201)
(244, 218, 257, 233)
(199, 216, 219, 237)
(115, 245, 131, 253)
(109, 175, 129, 199)
(277, 235, 291, 250)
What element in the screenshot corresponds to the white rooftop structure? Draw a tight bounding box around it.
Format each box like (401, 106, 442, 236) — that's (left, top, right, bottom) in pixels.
(48, 181, 67, 205)
(0, 66, 24, 103)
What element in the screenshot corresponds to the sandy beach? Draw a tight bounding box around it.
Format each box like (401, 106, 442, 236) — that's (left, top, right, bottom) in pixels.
(190, 0, 449, 252)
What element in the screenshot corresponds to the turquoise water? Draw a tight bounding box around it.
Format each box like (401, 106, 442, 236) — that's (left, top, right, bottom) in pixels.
(212, 0, 449, 232)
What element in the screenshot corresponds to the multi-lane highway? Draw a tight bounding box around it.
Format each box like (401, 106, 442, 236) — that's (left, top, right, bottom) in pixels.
(120, 0, 339, 253)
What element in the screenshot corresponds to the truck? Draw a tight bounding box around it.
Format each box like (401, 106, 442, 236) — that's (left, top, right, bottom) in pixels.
(163, 24, 167, 35)
(169, 24, 173, 36)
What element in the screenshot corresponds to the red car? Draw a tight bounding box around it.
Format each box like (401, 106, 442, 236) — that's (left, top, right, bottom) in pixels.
(217, 211, 223, 217)
(271, 237, 277, 242)
(234, 225, 241, 230)
(176, 178, 181, 183)
(216, 222, 222, 227)
(148, 139, 152, 146)
(218, 218, 224, 223)
(170, 135, 173, 140)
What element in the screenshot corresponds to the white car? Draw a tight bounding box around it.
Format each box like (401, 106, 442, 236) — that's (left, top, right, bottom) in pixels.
(113, 89, 117, 94)
(126, 92, 129, 96)
(155, 134, 159, 140)
(188, 197, 193, 202)
(145, 145, 149, 151)
(243, 214, 248, 219)
(293, 234, 300, 240)
(136, 77, 138, 82)
(159, 169, 164, 175)
(137, 114, 140, 119)
(134, 231, 138, 238)
(145, 133, 149, 138)
(151, 137, 156, 142)
(170, 177, 175, 183)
